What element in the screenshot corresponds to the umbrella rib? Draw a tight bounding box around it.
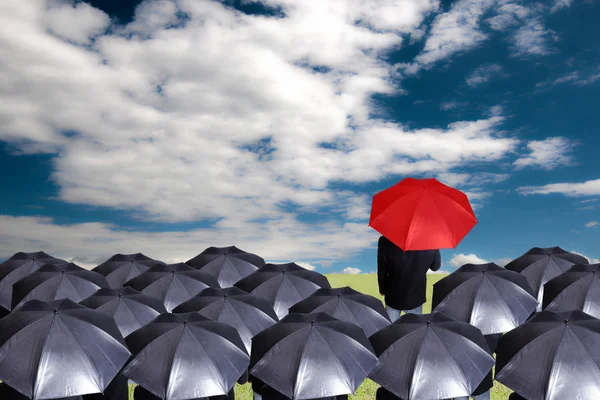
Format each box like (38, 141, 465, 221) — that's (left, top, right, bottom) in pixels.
(291, 327, 314, 399)
(320, 324, 370, 378)
(407, 326, 429, 399)
(29, 317, 54, 400)
(428, 327, 474, 394)
(164, 327, 186, 400)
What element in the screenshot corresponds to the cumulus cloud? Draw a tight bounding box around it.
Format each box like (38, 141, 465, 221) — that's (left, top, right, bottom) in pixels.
(465, 64, 506, 87)
(342, 267, 362, 274)
(518, 179, 600, 197)
(513, 137, 577, 170)
(492, 257, 513, 267)
(295, 262, 318, 271)
(448, 253, 490, 268)
(511, 17, 554, 56)
(550, 0, 573, 13)
(43, 0, 111, 45)
(586, 221, 599, 228)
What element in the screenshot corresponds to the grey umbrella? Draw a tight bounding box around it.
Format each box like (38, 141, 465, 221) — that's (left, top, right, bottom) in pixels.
(0, 299, 131, 399)
(123, 263, 220, 312)
(172, 286, 278, 354)
(0, 251, 67, 310)
(234, 263, 331, 319)
(79, 287, 167, 337)
(543, 263, 600, 318)
(92, 253, 165, 289)
(11, 263, 109, 310)
(432, 262, 538, 334)
(505, 246, 589, 311)
(186, 245, 265, 288)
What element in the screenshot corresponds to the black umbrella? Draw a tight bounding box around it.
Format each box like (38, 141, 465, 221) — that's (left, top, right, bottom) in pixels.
(368, 312, 495, 400)
(543, 263, 600, 318)
(288, 286, 391, 336)
(93, 253, 165, 289)
(172, 286, 278, 354)
(0, 251, 67, 310)
(122, 312, 249, 400)
(431, 262, 538, 334)
(505, 246, 589, 311)
(0, 299, 131, 399)
(0, 382, 84, 399)
(496, 309, 600, 400)
(79, 287, 167, 337)
(123, 263, 220, 312)
(11, 263, 109, 310)
(250, 312, 378, 399)
(186, 246, 265, 288)
(234, 263, 331, 319)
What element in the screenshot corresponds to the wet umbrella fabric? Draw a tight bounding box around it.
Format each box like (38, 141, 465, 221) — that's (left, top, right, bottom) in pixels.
(431, 263, 538, 335)
(172, 287, 278, 354)
(0, 299, 131, 400)
(542, 263, 600, 318)
(249, 312, 378, 399)
(0, 251, 67, 310)
(186, 246, 265, 288)
(369, 177, 477, 251)
(79, 287, 167, 337)
(93, 253, 165, 289)
(288, 287, 391, 336)
(368, 312, 494, 400)
(495, 310, 600, 400)
(234, 263, 331, 319)
(505, 246, 589, 311)
(122, 312, 249, 400)
(123, 263, 220, 312)
(11, 263, 109, 310)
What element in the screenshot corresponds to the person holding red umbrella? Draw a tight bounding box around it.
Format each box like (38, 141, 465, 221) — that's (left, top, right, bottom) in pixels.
(370, 177, 478, 321)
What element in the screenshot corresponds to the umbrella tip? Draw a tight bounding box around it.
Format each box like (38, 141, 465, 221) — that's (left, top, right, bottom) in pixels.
(53, 309, 58, 314)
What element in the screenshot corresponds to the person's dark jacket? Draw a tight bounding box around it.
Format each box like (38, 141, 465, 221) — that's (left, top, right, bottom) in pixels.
(377, 236, 441, 310)
(471, 333, 502, 396)
(261, 385, 348, 400)
(375, 387, 403, 400)
(84, 373, 129, 400)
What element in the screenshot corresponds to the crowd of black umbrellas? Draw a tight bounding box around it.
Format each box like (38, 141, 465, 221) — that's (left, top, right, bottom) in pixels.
(0, 246, 599, 400)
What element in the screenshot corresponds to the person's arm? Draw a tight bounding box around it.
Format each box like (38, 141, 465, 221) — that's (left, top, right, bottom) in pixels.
(430, 250, 441, 272)
(237, 369, 249, 385)
(377, 237, 387, 296)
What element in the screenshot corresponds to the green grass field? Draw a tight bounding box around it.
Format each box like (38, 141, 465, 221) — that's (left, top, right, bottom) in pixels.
(126, 272, 513, 399)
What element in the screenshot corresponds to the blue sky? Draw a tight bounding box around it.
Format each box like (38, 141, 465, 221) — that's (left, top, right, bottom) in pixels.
(0, 0, 598, 272)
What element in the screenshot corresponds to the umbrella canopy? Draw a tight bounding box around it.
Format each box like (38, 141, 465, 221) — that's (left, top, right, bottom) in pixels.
(250, 312, 378, 400)
(123, 263, 220, 312)
(288, 286, 391, 336)
(186, 245, 265, 288)
(368, 312, 495, 400)
(79, 287, 167, 337)
(0, 251, 67, 310)
(432, 263, 538, 334)
(234, 263, 331, 319)
(172, 286, 278, 354)
(92, 253, 165, 289)
(0, 382, 85, 400)
(11, 263, 109, 310)
(543, 263, 600, 318)
(505, 246, 589, 311)
(122, 312, 249, 400)
(369, 177, 477, 251)
(496, 310, 600, 400)
(0, 299, 131, 400)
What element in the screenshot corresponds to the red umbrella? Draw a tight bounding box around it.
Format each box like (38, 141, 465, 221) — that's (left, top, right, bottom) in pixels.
(369, 177, 477, 250)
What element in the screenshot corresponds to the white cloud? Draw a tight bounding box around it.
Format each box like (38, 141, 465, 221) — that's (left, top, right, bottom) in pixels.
(0, 215, 379, 268)
(296, 262, 318, 271)
(537, 71, 600, 90)
(397, 0, 497, 75)
(43, 0, 111, 45)
(448, 253, 489, 268)
(465, 64, 506, 87)
(570, 250, 599, 264)
(586, 221, 599, 228)
(511, 17, 553, 56)
(518, 179, 600, 197)
(513, 137, 576, 170)
(342, 267, 362, 274)
(440, 101, 469, 111)
(486, 1, 531, 31)
(550, 0, 573, 13)
(492, 257, 513, 267)
(426, 269, 447, 274)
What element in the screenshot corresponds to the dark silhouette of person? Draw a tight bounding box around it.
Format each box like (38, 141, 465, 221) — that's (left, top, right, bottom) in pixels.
(260, 384, 348, 400)
(508, 393, 527, 399)
(377, 235, 441, 321)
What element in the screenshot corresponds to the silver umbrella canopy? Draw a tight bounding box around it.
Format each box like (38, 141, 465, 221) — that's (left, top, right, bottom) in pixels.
(92, 253, 165, 288)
